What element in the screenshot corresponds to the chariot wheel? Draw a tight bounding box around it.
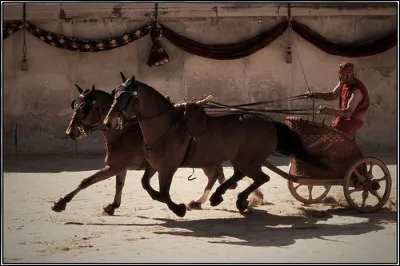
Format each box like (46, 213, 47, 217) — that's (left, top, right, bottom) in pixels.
(343, 157, 392, 213)
(287, 180, 331, 204)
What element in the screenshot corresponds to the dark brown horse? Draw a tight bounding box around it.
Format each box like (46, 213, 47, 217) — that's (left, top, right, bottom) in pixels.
(103, 73, 329, 217)
(52, 84, 248, 215)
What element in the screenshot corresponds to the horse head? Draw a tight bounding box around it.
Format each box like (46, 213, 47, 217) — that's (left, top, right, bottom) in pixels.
(104, 72, 141, 129)
(66, 84, 113, 140)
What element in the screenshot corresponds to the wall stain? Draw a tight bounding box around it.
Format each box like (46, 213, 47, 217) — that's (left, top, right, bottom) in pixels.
(374, 66, 395, 78)
(112, 4, 122, 18)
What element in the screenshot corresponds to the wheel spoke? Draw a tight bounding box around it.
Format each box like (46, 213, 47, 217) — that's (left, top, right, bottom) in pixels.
(370, 190, 383, 202)
(361, 190, 369, 207)
(368, 162, 374, 175)
(353, 169, 366, 182)
(349, 186, 363, 194)
(375, 175, 389, 182)
(308, 185, 313, 200)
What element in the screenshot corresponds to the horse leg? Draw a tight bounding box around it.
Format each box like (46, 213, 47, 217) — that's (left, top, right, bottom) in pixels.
(210, 166, 244, 207)
(140, 166, 160, 201)
(234, 163, 270, 213)
(158, 169, 187, 217)
(103, 170, 127, 215)
(216, 164, 238, 190)
(188, 164, 238, 210)
(187, 165, 220, 210)
(52, 165, 124, 213)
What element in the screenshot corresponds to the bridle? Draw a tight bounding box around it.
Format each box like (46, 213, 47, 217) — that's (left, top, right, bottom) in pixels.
(111, 83, 137, 129)
(111, 83, 178, 129)
(71, 95, 109, 136)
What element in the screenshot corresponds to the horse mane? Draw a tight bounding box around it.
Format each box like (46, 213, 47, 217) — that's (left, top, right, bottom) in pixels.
(136, 80, 175, 108)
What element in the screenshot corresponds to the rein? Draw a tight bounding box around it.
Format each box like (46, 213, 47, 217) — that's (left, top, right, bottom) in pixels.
(213, 93, 310, 108)
(203, 94, 316, 116)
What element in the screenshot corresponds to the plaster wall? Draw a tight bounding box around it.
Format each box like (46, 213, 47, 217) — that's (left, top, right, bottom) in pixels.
(3, 3, 397, 155)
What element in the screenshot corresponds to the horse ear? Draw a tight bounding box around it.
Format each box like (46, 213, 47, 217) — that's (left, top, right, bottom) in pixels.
(111, 89, 116, 97)
(120, 72, 127, 82)
(131, 75, 136, 83)
(70, 100, 76, 109)
(91, 84, 96, 91)
(74, 84, 83, 94)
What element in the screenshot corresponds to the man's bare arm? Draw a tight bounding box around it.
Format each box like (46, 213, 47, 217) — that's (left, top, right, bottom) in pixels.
(311, 81, 342, 101)
(319, 89, 363, 118)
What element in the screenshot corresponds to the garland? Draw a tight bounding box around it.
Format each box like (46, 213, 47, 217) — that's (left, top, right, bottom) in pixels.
(3, 19, 397, 67)
(3, 21, 23, 39)
(160, 20, 289, 60)
(25, 22, 152, 52)
(291, 20, 397, 58)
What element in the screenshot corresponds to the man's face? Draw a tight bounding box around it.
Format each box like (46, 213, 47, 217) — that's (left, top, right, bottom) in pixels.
(339, 72, 348, 83)
(339, 71, 355, 85)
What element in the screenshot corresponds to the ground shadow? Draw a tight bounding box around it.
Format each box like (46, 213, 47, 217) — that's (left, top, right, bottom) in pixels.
(150, 208, 396, 247)
(78, 207, 396, 248)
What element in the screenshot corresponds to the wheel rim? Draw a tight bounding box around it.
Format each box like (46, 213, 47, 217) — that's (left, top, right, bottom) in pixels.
(343, 157, 392, 213)
(288, 180, 331, 204)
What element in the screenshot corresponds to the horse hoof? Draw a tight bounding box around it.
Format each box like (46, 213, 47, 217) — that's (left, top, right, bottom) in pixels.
(174, 204, 186, 217)
(187, 200, 202, 210)
(228, 183, 238, 190)
(103, 205, 115, 216)
(51, 200, 66, 212)
(236, 199, 249, 213)
(210, 193, 223, 207)
(149, 192, 161, 201)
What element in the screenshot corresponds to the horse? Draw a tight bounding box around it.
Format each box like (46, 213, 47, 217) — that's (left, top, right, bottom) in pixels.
(52, 84, 252, 215)
(103, 73, 329, 217)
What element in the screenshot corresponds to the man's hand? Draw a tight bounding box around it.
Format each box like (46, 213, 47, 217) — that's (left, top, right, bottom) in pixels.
(306, 91, 314, 98)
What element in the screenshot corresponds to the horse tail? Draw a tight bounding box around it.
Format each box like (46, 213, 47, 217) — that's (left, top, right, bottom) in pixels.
(273, 121, 330, 171)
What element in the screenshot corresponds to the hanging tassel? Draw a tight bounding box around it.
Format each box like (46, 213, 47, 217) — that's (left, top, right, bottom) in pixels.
(147, 22, 169, 67)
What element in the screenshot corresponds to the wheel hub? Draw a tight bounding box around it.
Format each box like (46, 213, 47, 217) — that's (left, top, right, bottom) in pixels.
(362, 180, 381, 191)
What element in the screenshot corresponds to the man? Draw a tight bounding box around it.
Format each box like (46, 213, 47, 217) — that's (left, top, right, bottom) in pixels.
(307, 62, 370, 138)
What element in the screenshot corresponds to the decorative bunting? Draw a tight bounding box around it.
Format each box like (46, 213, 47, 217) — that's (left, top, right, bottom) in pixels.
(3, 19, 397, 66)
(3, 21, 23, 40)
(24, 22, 152, 52)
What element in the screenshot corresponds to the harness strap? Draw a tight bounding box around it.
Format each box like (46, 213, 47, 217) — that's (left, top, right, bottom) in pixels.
(179, 137, 197, 166)
(143, 116, 198, 167)
(179, 121, 199, 166)
(207, 93, 309, 109)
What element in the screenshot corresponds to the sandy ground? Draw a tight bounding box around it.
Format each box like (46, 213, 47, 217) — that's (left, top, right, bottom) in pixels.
(2, 153, 398, 263)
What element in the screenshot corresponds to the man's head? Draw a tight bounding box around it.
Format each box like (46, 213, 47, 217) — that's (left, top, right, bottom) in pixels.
(338, 62, 356, 85)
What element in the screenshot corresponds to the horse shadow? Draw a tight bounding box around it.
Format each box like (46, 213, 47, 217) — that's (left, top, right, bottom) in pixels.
(131, 207, 397, 248)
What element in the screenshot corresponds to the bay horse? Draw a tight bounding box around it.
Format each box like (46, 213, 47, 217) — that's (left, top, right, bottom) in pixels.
(103, 73, 329, 217)
(52, 84, 248, 215)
